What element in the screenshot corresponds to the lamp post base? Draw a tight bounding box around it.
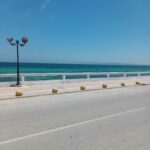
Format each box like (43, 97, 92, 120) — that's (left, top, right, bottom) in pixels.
(16, 82, 21, 86)
(10, 84, 22, 87)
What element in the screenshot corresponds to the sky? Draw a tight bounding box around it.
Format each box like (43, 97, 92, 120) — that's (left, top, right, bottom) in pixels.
(0, 0, 150, 65)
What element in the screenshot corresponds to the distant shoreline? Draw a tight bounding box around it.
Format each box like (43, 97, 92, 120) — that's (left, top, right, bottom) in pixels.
(0, 61, 150, 67)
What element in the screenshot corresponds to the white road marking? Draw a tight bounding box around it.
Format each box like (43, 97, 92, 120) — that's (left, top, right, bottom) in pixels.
(0, 107, 146, 146)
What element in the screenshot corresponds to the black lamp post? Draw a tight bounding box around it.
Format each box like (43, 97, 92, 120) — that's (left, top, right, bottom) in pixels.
(7, 37, 28, 86)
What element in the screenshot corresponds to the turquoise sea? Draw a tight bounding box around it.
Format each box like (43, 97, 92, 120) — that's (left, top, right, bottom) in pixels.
(0, 62, 150, 82)
(1, 62, 150, 74)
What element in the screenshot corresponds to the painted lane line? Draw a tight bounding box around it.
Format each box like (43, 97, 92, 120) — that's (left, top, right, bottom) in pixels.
(0, 107, 146, 146)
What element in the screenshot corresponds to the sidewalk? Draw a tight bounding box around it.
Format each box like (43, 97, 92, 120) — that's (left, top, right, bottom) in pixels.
(0, 77, 150, 100)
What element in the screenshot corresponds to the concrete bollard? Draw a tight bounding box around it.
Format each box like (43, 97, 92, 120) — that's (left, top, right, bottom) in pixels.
(52, 88, 58, 94)
(16, 90, 23, 97)
(80, 86, 86, 91)
(136, 81, 140, 85)
(121, 83, 126, 87)
(102, 84, 107, 89)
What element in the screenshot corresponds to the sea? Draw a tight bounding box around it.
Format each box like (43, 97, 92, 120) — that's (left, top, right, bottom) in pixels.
(0, 62, 150, 82)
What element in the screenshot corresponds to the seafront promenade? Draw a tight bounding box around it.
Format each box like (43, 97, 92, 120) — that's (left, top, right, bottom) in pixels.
(0, 85, 150, 150)
(0, 74, 150, 100)
(0, 72, 150, 150)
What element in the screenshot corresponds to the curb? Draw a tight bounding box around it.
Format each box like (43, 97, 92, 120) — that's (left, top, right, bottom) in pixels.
(0, 83, 149, 101)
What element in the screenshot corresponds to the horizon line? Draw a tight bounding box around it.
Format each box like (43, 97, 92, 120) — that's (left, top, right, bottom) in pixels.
(0, 61, 150, 66)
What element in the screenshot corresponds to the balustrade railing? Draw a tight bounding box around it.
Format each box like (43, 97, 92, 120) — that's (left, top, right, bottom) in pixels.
(0, 71, 150, 84)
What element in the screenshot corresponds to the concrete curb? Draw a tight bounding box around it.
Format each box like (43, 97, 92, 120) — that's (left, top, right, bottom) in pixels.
(0, 83, 148, 101)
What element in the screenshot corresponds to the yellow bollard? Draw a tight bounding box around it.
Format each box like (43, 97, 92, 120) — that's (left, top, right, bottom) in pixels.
(121, 83, 126, 87)
(80, 86, 86, 91)
(52, 88, 58, 94)
(136, 81, 140, 85)
(102, 84, 107, 89)
(16, 90, 23, 96)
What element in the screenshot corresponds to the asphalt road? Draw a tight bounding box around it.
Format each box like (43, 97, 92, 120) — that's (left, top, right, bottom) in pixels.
(0, 86, 150, 150)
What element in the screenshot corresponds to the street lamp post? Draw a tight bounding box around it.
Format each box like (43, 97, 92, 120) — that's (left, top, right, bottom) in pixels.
(7, 37, 28, 86)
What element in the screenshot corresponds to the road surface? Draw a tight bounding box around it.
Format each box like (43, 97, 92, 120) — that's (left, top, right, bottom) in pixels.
(0, 86, 150, 150)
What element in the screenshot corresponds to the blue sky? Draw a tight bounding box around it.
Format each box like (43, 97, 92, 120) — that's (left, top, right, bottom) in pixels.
(0, 0, 150, 64)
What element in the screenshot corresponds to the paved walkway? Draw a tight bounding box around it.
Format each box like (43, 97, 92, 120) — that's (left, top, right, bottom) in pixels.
(0, 77, 150, 100)
(0, 85, 150, 150)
